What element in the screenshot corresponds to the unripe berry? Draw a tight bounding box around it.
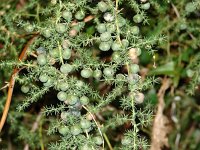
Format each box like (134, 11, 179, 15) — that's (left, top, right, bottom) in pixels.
(103, 67, 114, 77)
(97, 1, 108, 12)
(121, 136, 132, 145)
(49, 48, 59, 58)
(99, 41, 111, 51)
(111, 42, 122, 51)
(58, 82, 69, 91)
(93, 69, 102, 79)
(134, 92, 145, 104)
(104, 12, 114, 22)
(81, 68, 93, 78)
(24, 24, 34, 33)
(122, 39, 129, 48)
(185, 2, 196, 13)
(67, 95, 79, 105)
(80, 96, 89, 105)
(96, 23, 107, 33)
(130, 64, 140, 74)
(62, 48, 72, 60)
(59, 126, 70, 135)
(100, 32, 111, 42)
(80, 119, 91, 129)
(132, 26, 140, 35)
(94, 136, 103, 145)
(42, 29, 51, 38)
(60, 63, 73, 74)
(37, 54, 47, 66)
(39, 74, 49, 82)
(57, 91, 67, 101)
(141, 2, 150, 10)
(62, 11, 72, 21)
(55, 23, 66, 33)
(21, 85, 30, 93)
(75, 10, 85, 20)
(133, 14, 143, 23)
(70, 125, 82, 136)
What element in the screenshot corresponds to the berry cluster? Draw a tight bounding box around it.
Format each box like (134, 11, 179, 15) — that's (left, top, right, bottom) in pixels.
(15, 0, 153, 149)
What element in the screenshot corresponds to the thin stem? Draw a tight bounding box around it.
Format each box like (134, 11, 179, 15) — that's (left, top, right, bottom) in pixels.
(115, 0, 121, 44)
(103, 133, 113, 150)
(82, 105, 104, 150)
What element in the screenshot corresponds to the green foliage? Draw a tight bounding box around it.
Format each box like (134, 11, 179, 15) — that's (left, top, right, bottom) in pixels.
(0, 0, 200, 150)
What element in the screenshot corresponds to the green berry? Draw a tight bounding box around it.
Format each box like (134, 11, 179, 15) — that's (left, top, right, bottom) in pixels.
(60, 111, 69, 121)
(75, 10, 85, 20)
(122, 39, 129, 48)
(186, 69, 194, 77)
(112, 52, 121, 62)
(81, 68, 93, 78)
(37, 54, 47, 66)
(79, 144, 92, 150)
(94, 136, 103, 145)
(185, 2, 196, 13)
(70, 125, 82, 136)
(80, 96, 89, 105)
(80, 119, 91, 129)
(106, 24, 116, 33)
(62, 48, 72, 60)
(93, 69, 102, 79)
(43, 78, 54, 87)
(121, 136, 132, 145)
(141, 3, 150, 10)
(103, 67, 114, 77)
(58, 82, 69, 91)
(24, 24, 34, 33)
(21, 85, 30, 93)
(116, 73, 126, 80)
(59, 126, 70, 135)
(134, 92, 145, 104)
(57, 91, 67, 101)
(49, 48, 59, 58)
(179, 23, 187, 30)
(111, 42, 122, 51)
(60, 63, 73, 74)
(132, 26, 140, 35)
(97, 1, 108, 12)
(39, 74, 49, 82)
(62, 11, 72, 21)
(99, 41, 111, 51)
(76, 80, 84, 88)
(133, 14, 143, 23)
(51, 0, 57, 5)
(42, 29, 51, 38)
(100, 32, 111, 42)
(118, 17, 126, 27)
(68, 108, 81, 117)
(55, 23, 66, 33)
(130, 64, 140, 73)
(96, 23, 107, 33)
(67, 95, 79, 105)
(104, 12, 114, 22)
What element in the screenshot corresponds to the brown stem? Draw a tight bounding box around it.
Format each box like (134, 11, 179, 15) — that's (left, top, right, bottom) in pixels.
(0, 34, 38, 132)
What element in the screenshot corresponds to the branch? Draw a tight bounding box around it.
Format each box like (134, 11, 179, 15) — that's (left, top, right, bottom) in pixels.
(0, 34, 38, 132)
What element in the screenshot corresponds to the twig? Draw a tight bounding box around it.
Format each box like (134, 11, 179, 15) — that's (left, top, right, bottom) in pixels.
(0, 34, 38, 132)
(150, 77, 171, 150)
(82, 105, 105, 150)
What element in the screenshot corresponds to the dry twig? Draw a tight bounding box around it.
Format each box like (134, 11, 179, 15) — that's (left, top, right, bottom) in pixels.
(150, 78, 171, 150)
(0, 34, 38, 132)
